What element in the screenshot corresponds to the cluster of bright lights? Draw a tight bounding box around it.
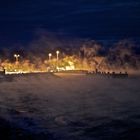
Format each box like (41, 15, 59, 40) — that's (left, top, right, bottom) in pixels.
(48, 50, 59, 60)
(0, 50, 86, 75)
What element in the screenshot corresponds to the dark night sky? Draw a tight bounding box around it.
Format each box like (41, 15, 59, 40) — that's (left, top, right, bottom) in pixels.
(0, 0, 140, 46)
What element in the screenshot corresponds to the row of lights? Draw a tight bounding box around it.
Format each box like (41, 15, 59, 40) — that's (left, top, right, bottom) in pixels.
(13, 50, 60, 63)
(48, 50, 60, 61)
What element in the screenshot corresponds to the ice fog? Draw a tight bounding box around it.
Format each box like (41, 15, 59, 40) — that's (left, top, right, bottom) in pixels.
(0, 73, 140, 140)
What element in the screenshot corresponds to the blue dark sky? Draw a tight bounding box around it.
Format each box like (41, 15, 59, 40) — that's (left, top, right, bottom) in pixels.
(0, 0, 140, 46)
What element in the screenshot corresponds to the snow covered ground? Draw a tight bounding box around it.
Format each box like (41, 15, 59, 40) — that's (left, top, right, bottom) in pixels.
(0, 73, 140, 140)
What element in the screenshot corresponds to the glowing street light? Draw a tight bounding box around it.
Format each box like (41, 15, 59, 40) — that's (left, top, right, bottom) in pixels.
(48, 53, 52, 61)
(56, 50, 60, 61)
(56, 51, 60, 70)
(14, 54, 20, 63)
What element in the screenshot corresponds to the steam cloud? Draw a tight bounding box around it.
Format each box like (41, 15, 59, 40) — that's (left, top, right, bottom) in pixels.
(0, 33, 140, 74)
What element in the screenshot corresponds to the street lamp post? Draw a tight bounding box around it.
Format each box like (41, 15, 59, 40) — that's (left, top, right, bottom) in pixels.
(56, 51, 60, 70)
(14, 54, 20, 63)
(48, 53, 52, 61)
(56, 50, 59, 61)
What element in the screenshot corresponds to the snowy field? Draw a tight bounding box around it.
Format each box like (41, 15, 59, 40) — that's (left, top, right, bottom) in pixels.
(0, 73, 140, 140)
